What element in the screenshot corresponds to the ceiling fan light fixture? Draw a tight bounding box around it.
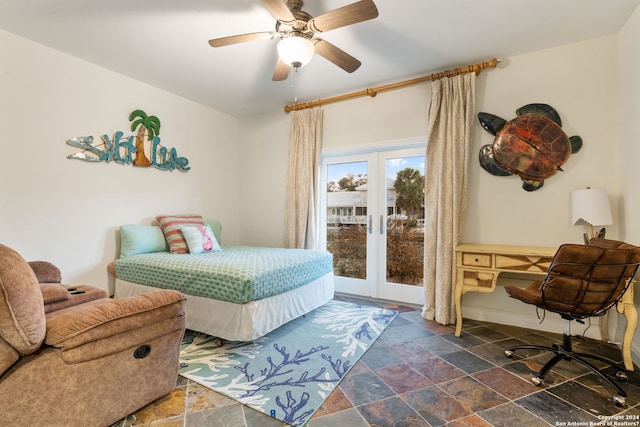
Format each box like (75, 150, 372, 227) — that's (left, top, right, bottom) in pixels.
(277, 36, 314, 68)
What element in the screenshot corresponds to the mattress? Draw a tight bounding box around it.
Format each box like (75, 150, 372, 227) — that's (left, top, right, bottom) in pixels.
(114, 245, 333, 304)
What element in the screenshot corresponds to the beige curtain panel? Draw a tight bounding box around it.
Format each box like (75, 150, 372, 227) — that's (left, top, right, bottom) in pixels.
(422, 73, 476, 325)
(284, 108, 323, 249)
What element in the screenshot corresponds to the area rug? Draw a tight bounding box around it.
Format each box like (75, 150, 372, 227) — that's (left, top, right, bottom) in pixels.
(178, 300, 398, 426)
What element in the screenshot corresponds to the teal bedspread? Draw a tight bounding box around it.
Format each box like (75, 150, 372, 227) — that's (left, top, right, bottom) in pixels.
(114, 246, 333, 304)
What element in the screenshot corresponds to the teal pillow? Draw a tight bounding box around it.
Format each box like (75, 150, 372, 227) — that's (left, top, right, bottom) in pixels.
(180, 225, 222, 254)
(120, 224, 169, 257)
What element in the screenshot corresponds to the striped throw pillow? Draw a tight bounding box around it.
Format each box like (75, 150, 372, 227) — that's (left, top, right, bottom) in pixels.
(156, 214, 204, 254)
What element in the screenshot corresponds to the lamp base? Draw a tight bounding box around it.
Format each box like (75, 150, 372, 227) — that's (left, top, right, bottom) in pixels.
(583, 227, 606, 245)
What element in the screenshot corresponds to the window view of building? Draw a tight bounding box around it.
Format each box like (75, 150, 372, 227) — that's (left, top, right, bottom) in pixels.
(325, 156, 425, 286)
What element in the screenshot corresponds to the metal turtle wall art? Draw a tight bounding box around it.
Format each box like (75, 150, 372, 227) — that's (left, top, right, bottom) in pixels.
(478, 103, 582, 191)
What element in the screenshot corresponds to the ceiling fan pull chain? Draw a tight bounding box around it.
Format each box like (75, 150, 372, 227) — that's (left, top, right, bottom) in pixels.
(291, 67, 300, 104)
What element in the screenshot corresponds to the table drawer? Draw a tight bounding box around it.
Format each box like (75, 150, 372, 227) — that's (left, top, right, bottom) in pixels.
(495, 254, 552, 273)
(462, 271, 495, 288)
(461, 253, 492, 268)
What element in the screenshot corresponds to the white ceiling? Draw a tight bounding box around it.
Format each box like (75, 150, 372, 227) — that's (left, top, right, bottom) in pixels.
(1, 0, 638, 117)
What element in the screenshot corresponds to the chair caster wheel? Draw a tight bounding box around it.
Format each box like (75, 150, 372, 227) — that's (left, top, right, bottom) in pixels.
(613, 395, 626, 407)
(615, 371, 628, 382)
(531, 376, 543, 386)
(504, 350, 513, 358)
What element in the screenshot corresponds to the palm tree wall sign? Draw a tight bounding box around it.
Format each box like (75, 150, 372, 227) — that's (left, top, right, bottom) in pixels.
(129, 109, 159, 167)
(66, 109, 190, 171)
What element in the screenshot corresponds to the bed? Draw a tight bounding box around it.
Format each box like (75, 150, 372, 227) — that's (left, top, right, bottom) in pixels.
(111, 218, 334, 341)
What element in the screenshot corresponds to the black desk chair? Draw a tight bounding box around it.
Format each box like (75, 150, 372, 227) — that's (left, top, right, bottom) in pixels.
(504, 238, 640, 406)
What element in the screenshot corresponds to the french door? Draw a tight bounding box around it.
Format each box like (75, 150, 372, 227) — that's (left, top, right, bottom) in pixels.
(319, 147, 425, 305)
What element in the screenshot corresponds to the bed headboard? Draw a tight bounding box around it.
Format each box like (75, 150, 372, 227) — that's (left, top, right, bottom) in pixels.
(205, 220, 222, 243)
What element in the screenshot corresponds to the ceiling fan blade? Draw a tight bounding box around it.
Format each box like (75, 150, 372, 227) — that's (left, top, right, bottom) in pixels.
(208, 32, 277, 48)
(272, 58, 291, 81)
(262, 0, 296, 24)
(308, 0, 378, 33)
(313, 39, 361, 73)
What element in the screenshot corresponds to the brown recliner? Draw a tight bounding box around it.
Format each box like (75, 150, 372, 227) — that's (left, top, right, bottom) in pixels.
(0, 244, 187, 427)
(504, 238, 640, 406)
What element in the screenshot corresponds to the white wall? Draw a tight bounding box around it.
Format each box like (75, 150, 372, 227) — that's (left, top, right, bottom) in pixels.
(618, 5, 640, 358)
(321, 84, 429, 152)
(239, 34, 630, 342)
(619, 3, 640, 246)
(469, 36, 620, 247)
(237, 109, 290, 247)
(0, 29, 241, 294)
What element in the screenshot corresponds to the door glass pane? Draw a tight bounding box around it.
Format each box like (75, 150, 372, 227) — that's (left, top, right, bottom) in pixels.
(325, 161, 368, 280)
(385, 156, 425, 286)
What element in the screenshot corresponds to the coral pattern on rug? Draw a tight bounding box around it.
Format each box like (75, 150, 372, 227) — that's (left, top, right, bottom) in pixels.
(178, 300, 397, 426)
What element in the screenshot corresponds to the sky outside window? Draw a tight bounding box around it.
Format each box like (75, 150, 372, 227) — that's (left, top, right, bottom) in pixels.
(327, 157, 424, 185)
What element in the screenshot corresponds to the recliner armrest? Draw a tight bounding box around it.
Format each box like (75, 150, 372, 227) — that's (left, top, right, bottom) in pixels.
(28, 261, 62, 283)
(44, 290, 186, 349)
(40, 283, 70, 305)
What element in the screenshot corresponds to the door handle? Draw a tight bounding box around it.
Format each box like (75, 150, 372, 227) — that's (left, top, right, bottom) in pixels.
(380, 215, 385, 234)
(368, 215, 372, 234)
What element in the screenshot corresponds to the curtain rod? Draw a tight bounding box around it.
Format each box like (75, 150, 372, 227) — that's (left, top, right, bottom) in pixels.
(284, 57, 499, 113)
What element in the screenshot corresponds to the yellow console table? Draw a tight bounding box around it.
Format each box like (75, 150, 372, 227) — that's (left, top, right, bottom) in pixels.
(454, 243, 637, 371)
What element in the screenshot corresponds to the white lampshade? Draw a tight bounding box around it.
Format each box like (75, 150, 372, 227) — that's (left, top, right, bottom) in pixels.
(571, 187, 613, 227)
(277, 36, 314, 68)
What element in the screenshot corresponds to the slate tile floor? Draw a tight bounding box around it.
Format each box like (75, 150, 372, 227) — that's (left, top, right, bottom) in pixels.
(113, 294, 640, 426)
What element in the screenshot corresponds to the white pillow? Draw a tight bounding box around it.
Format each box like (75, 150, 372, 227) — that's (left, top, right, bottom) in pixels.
(180, 225, 222, 254)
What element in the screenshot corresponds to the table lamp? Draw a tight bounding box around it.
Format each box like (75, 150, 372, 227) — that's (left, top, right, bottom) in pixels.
(571, 187, 613, 244)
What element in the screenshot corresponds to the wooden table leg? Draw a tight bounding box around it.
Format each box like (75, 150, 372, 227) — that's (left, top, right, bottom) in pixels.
(620, 300, 637, 371)
(454, 283, 463, 337)
(600, 311, 610, 342)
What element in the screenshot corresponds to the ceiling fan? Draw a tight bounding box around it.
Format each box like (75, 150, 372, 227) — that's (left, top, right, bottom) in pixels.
(208, 0, 379, 81)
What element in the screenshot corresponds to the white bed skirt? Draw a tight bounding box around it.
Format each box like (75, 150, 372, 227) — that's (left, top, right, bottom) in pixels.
(114, 272, 335, 341)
